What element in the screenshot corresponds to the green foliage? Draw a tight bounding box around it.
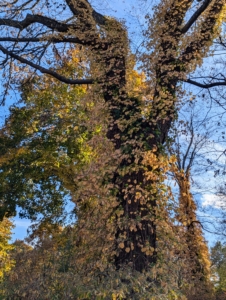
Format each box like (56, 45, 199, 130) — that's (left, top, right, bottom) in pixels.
(0, 218, 14, 281)
(211, 242, 226, 298)
(0, 49, 97, 225)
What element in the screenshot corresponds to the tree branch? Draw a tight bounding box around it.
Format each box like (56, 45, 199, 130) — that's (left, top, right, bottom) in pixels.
(0, 12, 107, 48)
(180, 0, 226, 65)
(181, 0, 213, 34)
(65, 0, 107, 26)
(185, 78, 226, 88)
(154, 0, 193, 78)
(0, 45, 94, 85)
(0, 14, 71, 32)
(182, 121, 194, 171)
(164, 0, 193, 30)
(0, 37, 88, 44)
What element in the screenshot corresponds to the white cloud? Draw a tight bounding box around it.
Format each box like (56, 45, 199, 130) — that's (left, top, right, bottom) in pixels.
(202, 193, 226, 209)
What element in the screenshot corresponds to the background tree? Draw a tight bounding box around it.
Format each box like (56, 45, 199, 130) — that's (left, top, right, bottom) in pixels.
(211, 241, 226, 300)
(167, 92, 226, 298)
(0, 217, 14, 282)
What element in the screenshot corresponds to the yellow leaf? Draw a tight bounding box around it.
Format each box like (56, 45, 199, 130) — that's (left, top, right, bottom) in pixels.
(119, 242, 124, 249)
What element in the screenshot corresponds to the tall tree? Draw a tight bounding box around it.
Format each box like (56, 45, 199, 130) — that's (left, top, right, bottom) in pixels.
(211, 242, 226, 300)
(172, 166, 213, 299)
(168, 97, 225, 298)
(0, 0, 226, 275)
(0, 217, 14, 285)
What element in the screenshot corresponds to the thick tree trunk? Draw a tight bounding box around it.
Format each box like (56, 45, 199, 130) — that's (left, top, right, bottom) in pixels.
(99, 35, 176, 271)
(103, 62, 158, 271)
(97, 34, 156, 271)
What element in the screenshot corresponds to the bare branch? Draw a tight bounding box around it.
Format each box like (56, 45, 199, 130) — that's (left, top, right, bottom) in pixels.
(181, 0, 213, 34)
(182, 121, 194, 171)
(0, 37, 89, 44)
(0, 14, 71, 32)
(185, 78, 226, 88)
(0, 45, 94, 85)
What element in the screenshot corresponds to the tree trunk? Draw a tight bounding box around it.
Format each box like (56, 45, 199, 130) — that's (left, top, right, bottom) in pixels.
(175, 170, 213, 298)
(96, 20, 177, 272)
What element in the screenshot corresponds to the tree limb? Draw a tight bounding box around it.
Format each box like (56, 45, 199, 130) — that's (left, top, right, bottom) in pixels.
(163, 0, 193, 32)
(0, 14, 71, 32)
(65, 0, 106, 26)
(0, 37, 89, 44)
(182, 120, 194, 171)
(181, 0, 213, 34)
(185, 78, 226, 88)
(180, 0, 226, 65)
(0, 45, 94, 85)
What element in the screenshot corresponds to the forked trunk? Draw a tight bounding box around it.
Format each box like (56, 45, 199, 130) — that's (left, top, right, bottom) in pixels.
(100, 49, 176, 272)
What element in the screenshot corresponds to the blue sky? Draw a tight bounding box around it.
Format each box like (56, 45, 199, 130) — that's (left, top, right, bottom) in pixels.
(12, 219, 31, 241)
